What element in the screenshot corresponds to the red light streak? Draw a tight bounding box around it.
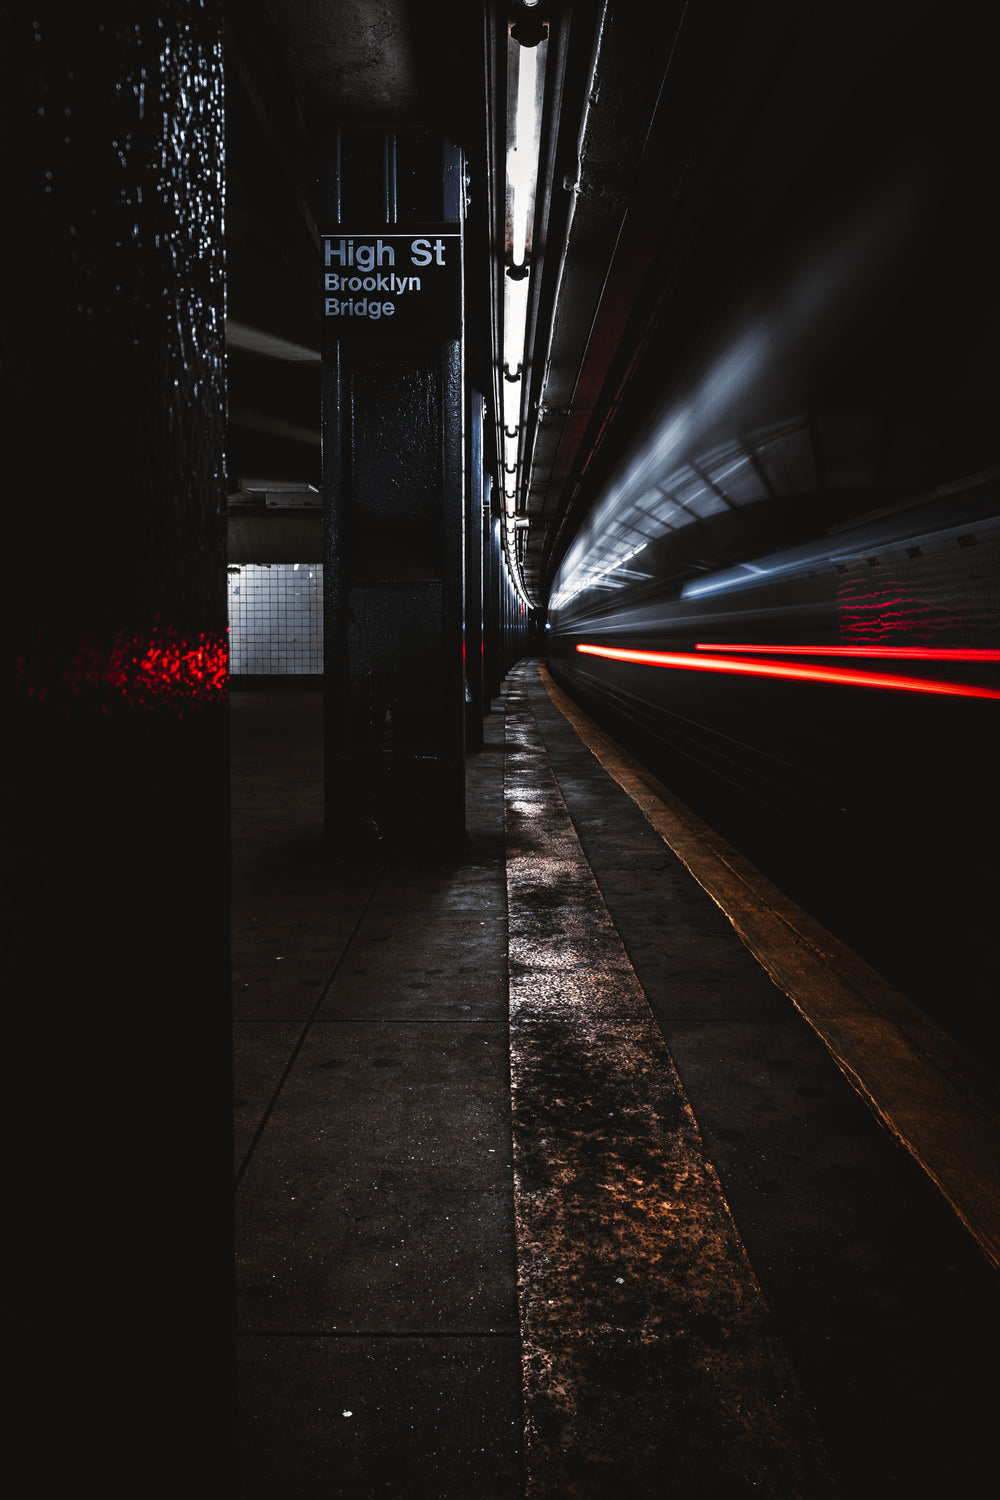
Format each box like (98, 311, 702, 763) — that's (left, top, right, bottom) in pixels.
(575, 643, 1000, 699)
(694, 643, 1000, 662)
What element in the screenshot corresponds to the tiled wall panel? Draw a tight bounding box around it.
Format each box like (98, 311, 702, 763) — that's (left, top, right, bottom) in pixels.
(228, 564, 323, 675)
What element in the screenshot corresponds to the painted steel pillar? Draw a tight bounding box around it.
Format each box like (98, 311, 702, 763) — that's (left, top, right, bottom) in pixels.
(8, 5, 232, 1490)
(465, 389, 486, 748)
(484, 500, 503, 704)
(320, 129, 466, 855)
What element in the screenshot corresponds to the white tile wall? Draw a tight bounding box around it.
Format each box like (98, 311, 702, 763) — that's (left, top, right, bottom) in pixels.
(227, 563, 323, 675)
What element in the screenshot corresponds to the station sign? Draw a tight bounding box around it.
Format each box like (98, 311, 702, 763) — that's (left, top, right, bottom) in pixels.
(321, 231, 461, 337)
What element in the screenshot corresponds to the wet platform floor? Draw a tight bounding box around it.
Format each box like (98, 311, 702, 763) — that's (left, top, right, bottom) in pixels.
(233, 662, 999, 1498)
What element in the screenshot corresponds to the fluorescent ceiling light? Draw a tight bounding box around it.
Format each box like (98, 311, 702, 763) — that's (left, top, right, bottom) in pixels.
(503, 268, 530, 377)
(506, 32, 546, 271)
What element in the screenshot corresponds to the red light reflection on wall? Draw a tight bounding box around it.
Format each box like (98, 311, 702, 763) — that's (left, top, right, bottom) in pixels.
(105, 628, 230, 709)
(18, 624, 229, 714)
(575, 643, 1000, 699)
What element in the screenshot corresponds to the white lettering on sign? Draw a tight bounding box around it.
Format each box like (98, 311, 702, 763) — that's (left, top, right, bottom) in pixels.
(409, 237, 447, 266)
(324, 273, 421, 294)
(325, 298, 397, 320)
(324, 238, 396, 269)
(324, 237, 449, 269)
(322, 232, 459, 326)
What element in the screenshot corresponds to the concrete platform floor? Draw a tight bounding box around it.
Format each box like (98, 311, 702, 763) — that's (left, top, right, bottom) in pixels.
(233, 664, 999, 1498)
(233, 683, 521, 1498)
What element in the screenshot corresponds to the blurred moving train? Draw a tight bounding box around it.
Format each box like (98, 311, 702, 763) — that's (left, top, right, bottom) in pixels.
(547, 481, 999, 1068)
(540, 11, 998, 1064)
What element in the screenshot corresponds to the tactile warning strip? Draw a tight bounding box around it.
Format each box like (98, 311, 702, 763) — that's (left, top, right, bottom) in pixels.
(503, 666, 837, 1498)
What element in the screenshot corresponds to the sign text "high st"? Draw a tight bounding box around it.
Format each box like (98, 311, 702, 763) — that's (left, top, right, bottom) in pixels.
(324, 237, 449, 269)
(321, 230, 460, 329)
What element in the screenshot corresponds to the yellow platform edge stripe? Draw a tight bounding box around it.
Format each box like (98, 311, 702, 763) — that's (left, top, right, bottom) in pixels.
(537, 663, 1000, 1272)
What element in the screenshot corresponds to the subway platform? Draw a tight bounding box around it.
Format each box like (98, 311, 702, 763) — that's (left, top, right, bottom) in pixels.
(233, 662, 1000, 1499)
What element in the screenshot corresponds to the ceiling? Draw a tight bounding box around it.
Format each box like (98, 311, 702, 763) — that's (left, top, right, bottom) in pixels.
(224, 1, 997, 612)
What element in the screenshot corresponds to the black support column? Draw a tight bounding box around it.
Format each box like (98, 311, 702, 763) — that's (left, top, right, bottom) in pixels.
(465, 388, 486, 748)
(8, 5, 233, 1491)
(483, 487, 504, 704)
(321, 129, 467, 856)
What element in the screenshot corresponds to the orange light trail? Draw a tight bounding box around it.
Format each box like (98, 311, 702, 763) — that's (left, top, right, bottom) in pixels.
(694, 643, 1000, 662)
(575, 643, 1000, 699)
